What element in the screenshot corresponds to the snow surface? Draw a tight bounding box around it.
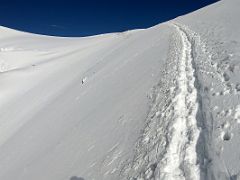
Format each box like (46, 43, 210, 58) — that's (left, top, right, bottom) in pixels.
(0, 0, 240, 179)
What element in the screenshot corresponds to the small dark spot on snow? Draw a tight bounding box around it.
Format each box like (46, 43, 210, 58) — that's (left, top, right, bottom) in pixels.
(81, 77, 87, 84)
(229, 65, 235, 72)
(236, 83, 240, 92)
(230, 174, 240, 180)
(222, 132, 232, 141)
(149, 163, 157, 171)
(70, 176, 84, 180)
(223, 72, 230, 82)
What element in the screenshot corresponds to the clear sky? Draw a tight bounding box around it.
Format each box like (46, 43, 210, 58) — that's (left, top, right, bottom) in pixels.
(0, 0, 219, 37)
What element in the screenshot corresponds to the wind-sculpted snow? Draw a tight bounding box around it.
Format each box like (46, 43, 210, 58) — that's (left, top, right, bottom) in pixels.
(0, 21, 171, 180)
(0, 0, 240, 179)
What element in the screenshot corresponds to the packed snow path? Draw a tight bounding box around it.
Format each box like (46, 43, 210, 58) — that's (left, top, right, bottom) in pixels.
(121, 22, 203, 180)
(158, 23, 201, 180)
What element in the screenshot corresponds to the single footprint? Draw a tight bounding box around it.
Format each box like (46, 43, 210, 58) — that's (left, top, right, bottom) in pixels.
(223, 72, 230, 82)
(222, 131, 232, 141)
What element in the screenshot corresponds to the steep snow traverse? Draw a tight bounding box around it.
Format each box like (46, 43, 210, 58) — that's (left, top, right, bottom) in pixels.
(159, 23, 201, 180)
(120, 22, 203, 180)
(1, 0, 240, 179)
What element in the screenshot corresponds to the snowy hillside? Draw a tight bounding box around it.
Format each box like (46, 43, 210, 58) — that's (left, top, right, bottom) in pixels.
(0, 0, 240, 179)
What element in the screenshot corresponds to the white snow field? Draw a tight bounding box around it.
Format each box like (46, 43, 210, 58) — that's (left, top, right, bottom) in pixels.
(0, 0, 240, 179)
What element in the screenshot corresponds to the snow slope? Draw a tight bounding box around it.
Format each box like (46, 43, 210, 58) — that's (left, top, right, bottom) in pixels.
(0, 0, 240, 179)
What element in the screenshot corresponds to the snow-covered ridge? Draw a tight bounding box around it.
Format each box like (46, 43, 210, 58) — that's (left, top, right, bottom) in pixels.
(1, 0, 240, 179)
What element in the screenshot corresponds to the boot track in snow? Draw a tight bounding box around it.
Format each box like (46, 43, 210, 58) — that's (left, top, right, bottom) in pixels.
(120, 22, 205, 180)
(158, 23, 201, 180)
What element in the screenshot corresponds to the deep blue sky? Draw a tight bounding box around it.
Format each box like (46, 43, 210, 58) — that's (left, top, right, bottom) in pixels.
(0, 0, 219, 37)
